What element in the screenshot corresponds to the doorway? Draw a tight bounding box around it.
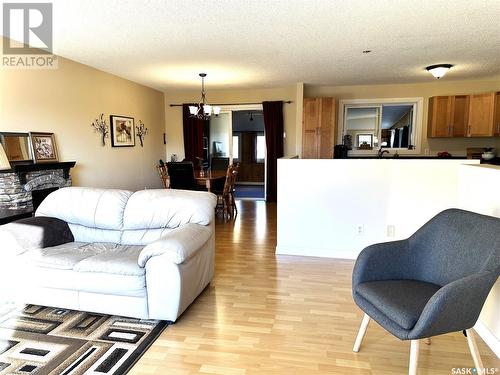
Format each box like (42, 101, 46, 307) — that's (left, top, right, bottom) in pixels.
(231, 110, 265, 200)
(209, 105, 266, 201)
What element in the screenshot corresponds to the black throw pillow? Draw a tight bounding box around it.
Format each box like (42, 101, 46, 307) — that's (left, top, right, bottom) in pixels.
(5, 216, 74, 249)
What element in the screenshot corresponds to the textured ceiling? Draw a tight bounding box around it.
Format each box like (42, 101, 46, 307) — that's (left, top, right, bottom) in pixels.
(7, 0, 500, 90)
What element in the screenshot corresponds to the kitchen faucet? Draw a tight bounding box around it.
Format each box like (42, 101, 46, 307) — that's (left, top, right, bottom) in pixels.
(378, 147, 390, 158)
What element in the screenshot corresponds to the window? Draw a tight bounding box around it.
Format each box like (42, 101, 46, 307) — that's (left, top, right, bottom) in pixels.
(340, 98, 423, 154)
(256, 135, 265, 162)
(232, 135, 239, 160)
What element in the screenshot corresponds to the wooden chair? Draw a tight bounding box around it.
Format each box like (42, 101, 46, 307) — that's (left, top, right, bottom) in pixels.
(216, 164, 238, 221)
(229, 163, 240, 218)
(156, 164, 169, 188)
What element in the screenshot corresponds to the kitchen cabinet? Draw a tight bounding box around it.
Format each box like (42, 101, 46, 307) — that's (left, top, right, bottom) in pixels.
(302, 97, 336, 158)
(467, 92, 495, 137)
(428, 95, 469, 137)
(428, 92, 498, 138)
(493, 92, 500, 137)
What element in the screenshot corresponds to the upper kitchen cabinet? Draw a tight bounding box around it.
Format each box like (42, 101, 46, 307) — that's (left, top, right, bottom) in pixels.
(428, 95, 469, 137)
(428, 96, 452, 137)
(428, 92, 499, 138)
(467, 92, 495, 137)
(493, 92, 500, 137)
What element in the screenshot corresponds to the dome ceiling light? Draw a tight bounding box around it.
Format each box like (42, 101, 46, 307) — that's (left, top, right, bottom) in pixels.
(425, 64, 453, 79)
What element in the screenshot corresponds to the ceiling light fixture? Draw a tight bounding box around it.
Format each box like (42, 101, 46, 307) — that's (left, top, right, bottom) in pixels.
(425, 64, 453, 79)
(189, 73, 220, 120)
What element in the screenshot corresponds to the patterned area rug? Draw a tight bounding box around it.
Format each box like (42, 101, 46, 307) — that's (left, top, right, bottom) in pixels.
(0, 305, 168, 375)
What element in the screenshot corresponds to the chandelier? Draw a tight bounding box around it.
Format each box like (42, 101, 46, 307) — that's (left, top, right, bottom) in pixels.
(189, 73, 221, 120)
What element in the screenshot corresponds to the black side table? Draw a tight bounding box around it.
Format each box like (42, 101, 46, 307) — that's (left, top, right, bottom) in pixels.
(0, 209, 33, 225)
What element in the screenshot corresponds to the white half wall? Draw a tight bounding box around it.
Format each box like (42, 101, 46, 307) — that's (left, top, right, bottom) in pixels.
(276, 159, 479, 259)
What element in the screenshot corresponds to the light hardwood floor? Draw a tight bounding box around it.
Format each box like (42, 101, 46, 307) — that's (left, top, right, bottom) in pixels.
(130, 201, 499, 375)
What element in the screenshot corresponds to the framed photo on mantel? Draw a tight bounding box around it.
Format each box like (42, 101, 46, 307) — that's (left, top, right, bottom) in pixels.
(110, 115, 135, 147)
(29, 132, 59, 163)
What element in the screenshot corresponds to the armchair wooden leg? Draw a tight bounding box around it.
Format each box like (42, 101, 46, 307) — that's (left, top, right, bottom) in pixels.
(424, 337, 431, 345)
(465, 329, 484, 373)
(409, 340, 420, 375)
(353, 313, 370, 352)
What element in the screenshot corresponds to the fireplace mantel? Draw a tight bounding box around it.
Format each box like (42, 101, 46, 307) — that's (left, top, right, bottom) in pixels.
(1, 161, 76, 184)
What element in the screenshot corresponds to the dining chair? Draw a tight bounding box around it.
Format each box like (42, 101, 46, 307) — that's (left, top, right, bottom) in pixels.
(352, 208, 500, 375)
(214, 164, 240, 221)
(156, 164, 169, 188)
(229, 163, 240, 218)
(166, 161, 198, 191)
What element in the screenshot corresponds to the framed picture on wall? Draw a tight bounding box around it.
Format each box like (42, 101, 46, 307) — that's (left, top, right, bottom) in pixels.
(29, 132, 59, 163)
(110, 115, 135, 147)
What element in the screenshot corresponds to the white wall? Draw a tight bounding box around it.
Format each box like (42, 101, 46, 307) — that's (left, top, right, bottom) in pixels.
(276, 159, 479, 259)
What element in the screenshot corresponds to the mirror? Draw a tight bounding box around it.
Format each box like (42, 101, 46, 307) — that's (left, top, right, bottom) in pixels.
(0, 132, 32, 162)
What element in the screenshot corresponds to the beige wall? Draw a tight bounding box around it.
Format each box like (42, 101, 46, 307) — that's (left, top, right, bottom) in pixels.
(164, 86, 298, 160)
(0, 42, 166, 190)
(305, 78, 500, 156)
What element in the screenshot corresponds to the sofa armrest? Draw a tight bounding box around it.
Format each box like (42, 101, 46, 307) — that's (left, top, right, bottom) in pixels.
(408, 270, 499, 339)
(0, 216, 74, 255)
(138, 223, 212, 267)
(353, 240, 411, 288)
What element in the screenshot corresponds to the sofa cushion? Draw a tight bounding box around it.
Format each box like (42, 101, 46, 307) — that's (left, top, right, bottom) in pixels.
(355, 280, 441, 330)
(36, 187, 132, 231)
(21, 242, 144, 274)
(74, 244, 144, 276)
(21, 242, 106, 270)
(122, 189, 217, 231)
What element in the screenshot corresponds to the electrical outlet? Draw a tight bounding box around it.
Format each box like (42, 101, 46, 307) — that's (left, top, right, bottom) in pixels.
(387, 225, 396, 237)
(356, 225, 364, 236)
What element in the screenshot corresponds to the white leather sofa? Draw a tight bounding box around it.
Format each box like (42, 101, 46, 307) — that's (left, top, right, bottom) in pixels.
(0, 187, 217, 322)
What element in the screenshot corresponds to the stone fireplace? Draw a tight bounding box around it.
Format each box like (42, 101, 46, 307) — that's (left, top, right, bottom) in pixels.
(0, 162, 76, 211)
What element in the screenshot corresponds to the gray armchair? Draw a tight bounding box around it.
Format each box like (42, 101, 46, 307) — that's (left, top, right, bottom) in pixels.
(352, 209, 500, 375)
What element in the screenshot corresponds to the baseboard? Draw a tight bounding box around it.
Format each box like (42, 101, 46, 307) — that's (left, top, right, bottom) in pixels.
(275, 245, 360, 260)
(474, 320, 500, 359)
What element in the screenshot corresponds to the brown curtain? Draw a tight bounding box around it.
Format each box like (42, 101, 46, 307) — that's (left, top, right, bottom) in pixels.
(182, 104, 205, 165)
(262, 101, 284, 202)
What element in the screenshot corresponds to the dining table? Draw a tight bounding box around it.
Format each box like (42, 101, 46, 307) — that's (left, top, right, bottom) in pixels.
(194, 170, 227, 192)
